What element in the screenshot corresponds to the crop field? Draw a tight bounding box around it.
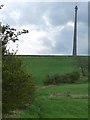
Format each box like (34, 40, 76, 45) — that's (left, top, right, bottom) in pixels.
(19, 56, 88, 118)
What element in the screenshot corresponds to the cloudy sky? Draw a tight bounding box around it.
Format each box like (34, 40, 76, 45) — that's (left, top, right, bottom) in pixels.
(0, 0, 88, 55)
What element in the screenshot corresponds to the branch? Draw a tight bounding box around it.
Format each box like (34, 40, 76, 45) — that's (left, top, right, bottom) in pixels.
(0, 5, 4, 9)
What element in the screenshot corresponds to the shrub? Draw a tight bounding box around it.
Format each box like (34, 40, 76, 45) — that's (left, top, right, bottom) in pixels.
(44, 71, 80, 85)
(44, 75, 54, 85)
(73, 57, 88, 77)
(69, 71, 80, 83)
(64, 72, 80, 83)
(2, 55, 36, 115)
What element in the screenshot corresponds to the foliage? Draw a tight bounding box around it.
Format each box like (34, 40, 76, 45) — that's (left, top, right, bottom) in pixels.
(21, 56, 76, 85)
(0, 7, 35, 116)
(2, 55, 36, 114)
(73, 57, 88, 76)
(0, 24, 28, 55)
(44, 71, 80, 85)
(0, 4, 4, 9)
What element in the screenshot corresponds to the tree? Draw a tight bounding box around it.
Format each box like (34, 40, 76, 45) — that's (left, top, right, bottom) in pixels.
(0, 7, 35, 116)
(2, 55, 35, 115)
(0, 24, 28, 55)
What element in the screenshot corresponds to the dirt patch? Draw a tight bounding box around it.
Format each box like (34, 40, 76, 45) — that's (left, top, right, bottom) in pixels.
(41, 85, 56, 88)
(49, 93, 89, 99)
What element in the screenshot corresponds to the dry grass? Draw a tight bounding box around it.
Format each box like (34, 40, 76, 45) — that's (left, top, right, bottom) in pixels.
(49, 92, 89, 99)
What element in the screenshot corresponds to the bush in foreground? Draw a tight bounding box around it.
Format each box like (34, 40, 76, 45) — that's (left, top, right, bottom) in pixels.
(0, 21, 35, 116)
(2, 55, 36, 115)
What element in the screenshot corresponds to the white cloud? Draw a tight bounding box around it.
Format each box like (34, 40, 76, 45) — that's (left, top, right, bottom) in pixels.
(42, 14, 51, 26)
(9, 10, 21, 22)
(67, 21, 74, 27)
(16, 25, 48, 54)
(1, 2, 88, 55)
(0, 0, 29, 4)
(0, 14, 6, 22)
(8, 23, 66, 55)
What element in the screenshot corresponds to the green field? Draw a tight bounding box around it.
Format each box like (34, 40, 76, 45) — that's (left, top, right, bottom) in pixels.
(20, 84, 88, 118)
(21, 56, 78, 85)
(20, 56, 88, 118)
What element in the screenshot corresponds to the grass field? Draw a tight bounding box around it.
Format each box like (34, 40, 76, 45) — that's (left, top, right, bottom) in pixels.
(20, 84, 88, 118)
(21, 56, 78, 85)
(19, 56, 88, 118)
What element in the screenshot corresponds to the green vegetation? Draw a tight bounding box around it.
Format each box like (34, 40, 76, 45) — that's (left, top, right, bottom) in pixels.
(1, 4, 88, 118)
(44, 71, 80, 85)
(2, 55, 36, 116)
(36, 83, 88, 96)
(21, 56, 78, 85)
(0, 23, 35, 116)
(20, 56, 88, 118)
(73, 56, 88, 76)
(21, 84, 88, 118)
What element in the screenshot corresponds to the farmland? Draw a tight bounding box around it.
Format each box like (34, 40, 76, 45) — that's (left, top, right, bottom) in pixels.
(21, 56, 78, 85)
(20, 56, 88, 118)
(20, 84, 88, 118)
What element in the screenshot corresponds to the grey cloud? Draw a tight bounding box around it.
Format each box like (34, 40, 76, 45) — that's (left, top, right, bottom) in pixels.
(2, 2, 88, 26)
(77, 22, 88, 55)
(51, 26, 73, 54)
(41, 37, 52, 47)
(46, 3, 74, 26)
(1, 2, 88, 55)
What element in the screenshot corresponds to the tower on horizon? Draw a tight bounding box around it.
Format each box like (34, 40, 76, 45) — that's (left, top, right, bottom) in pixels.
(73, 6, 78, 56)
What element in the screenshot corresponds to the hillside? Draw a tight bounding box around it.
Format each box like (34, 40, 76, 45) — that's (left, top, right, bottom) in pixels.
(18, 56, 88, 118)
(21, 56, 78, 85)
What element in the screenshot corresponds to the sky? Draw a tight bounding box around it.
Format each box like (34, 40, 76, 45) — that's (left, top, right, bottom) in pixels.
(0, 0, 88, 55)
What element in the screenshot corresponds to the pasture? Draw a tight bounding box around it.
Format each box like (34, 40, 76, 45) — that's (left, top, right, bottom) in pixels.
(20, 84, 88, 118)
(20, 56, 88, 118)
(21, 56, 78, 85)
